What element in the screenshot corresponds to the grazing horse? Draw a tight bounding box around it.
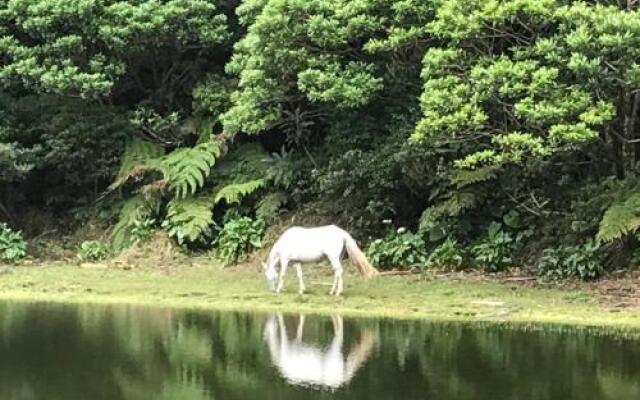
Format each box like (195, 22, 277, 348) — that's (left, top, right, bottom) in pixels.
(262, 225, 378, 296)
(263, 313, 377, 389)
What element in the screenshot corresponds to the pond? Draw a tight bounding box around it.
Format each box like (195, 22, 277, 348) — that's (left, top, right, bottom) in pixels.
(0, 301, 638, 400)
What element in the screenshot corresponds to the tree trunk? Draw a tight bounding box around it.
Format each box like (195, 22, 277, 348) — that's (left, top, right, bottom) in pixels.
(630, 92, 640, 170)
(612, 134, 625, 179)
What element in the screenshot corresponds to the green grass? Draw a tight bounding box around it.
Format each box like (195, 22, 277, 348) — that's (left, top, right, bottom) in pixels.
(0, 263, 639, 332)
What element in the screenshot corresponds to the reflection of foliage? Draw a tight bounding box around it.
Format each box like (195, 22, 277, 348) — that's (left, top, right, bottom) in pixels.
(168, 322, 213, 367)
(158, 378, 211, 400)
(1, 303, 639, 400)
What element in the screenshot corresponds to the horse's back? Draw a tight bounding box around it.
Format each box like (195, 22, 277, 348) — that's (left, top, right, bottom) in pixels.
(277, 225, 344, 241)
(272, 225, 347, 262)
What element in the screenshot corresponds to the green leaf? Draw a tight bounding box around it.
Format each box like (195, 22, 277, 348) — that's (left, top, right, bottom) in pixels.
(597, 187, 640, 242)
(214, 179, 265, 205)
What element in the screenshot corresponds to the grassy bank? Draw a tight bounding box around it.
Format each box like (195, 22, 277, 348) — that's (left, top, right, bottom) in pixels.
(0, 263, 639, 331)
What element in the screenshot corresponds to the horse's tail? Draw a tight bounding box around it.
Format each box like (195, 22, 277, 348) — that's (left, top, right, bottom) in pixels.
(344, 233, 379, 279)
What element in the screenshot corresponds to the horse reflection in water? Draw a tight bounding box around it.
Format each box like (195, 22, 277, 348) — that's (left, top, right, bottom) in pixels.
(263, 313, 376, 389)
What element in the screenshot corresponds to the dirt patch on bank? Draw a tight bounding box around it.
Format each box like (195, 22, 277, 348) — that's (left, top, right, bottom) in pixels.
(498, 272, 640, 310)
(110, 232, 190, 270)
(592, 276, 640, 309)
(422, 269, 640, 310)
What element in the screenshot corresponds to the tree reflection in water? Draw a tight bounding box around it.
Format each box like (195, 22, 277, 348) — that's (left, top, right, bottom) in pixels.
(0, 301, 639, 400)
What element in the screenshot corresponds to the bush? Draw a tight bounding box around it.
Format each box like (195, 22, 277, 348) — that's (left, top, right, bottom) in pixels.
(0, 223, 27, 263)
(131, 218, 157, 244)
(77, 240, 111, 262)
(536, 241, 602, 281)
(214, 216, 265, 266)
(471, 222, 514, 272)
(367, 228, 428, 270)
(426, 237, 465, 270)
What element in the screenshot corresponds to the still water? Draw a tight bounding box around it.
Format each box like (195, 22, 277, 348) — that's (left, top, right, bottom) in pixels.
(0, 301, 639, 400)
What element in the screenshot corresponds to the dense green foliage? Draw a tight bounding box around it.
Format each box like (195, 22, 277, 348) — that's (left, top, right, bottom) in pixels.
(0, 223, 26, 263)
(214, 215, 265, 265)
(2, 0, 640, 277)
(367, 228, 429, 271)
(77, 240, 111, 262)
(471, 223, 517, 272)
(536, 241, 603, 281)
(425, 237, 465, 270)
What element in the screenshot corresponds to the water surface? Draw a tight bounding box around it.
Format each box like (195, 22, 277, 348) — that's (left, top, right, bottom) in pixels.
(0, 301, 638, 400)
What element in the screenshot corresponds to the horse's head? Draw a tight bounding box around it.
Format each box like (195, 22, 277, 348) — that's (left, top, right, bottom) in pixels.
(262, 261, 277, 291)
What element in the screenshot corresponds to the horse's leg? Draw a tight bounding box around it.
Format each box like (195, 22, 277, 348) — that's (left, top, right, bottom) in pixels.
(331, 315, 344, 341)
(294, 263, 305, 294)
(329, 257, 344, 296)
(296, 314, 305, 342)
(328, 315, 344, 355)
(337, 271, 344, 297)
(329, 270, 338, 295)
(277, 313, 287, 354)
(276, 258, 289, 293)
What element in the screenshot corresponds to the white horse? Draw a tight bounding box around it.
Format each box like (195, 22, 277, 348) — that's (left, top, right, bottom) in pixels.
(263, 313, 376, 389)
(261, 225, 378, 296)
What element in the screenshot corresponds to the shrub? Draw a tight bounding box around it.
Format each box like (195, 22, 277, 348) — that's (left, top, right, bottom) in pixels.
(131, 218, 157, 244)
(536, 247, 566, 281)
(536, 241, 602, 281)
(471, 222, 514, 272)
(426, 237, 465, 270)
(367, 228, 428, 270)
(0, 223, 27, 263)
(77, 240, 111, 262)
(214, 216, 265, 266)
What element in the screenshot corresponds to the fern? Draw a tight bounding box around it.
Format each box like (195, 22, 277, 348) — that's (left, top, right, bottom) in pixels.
(420, 191, 478, 230)
(597, 188, 640, 242)
(109, 137, 163, 189)
(163, 194, 215, 244)
(181, 115, 217, 140)
(256, 191, 288, 221)
(139, 178, 169, 195)
(112, 195, 158, 250)
(451, 165, 498, 188)
(161, 140, 222, 198)
(161, 178, 266, 245)
(110, 134, 223, 198)
(162, 179, 265, 245)
(110, 140, 270, 247)
(211, 143, 270, 182)
(214, 179, 265, 205)
(418, 165, 496, 231)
